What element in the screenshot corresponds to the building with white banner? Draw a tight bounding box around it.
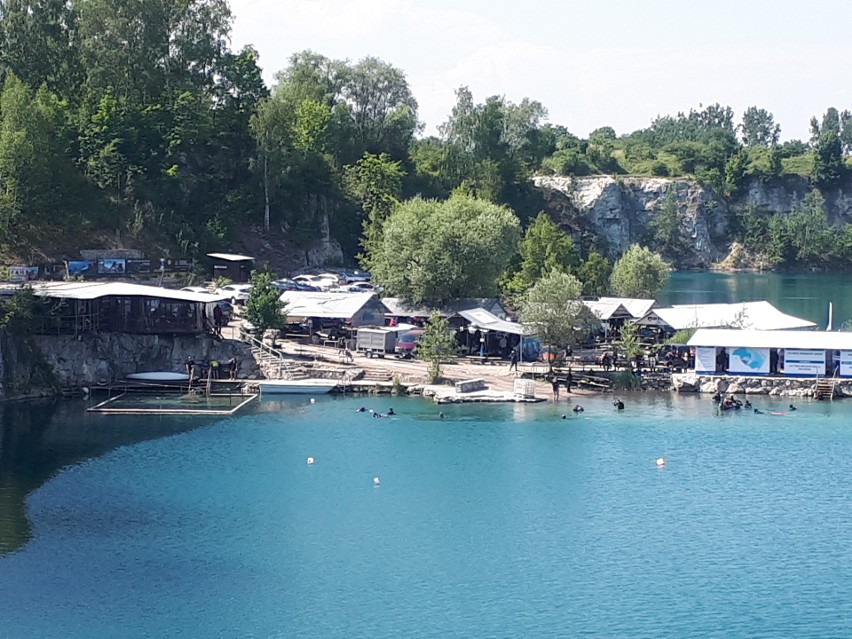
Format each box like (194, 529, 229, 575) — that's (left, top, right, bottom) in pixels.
(688, 329, 852, 377)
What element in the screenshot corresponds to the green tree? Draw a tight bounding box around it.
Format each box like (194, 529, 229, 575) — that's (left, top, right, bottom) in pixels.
(343, 152, 405, 260)
(505, 212, 579, 297)
(518, 269, 598, 372)
(740, 106, 780, 147)
(415, 312, 459, 383)
(609, 244, 670, 298)
(368, 193, 521, 304)
(648, 188, 684, 261)
(244, 271, 286, 336)
(578, 251, 612, 296)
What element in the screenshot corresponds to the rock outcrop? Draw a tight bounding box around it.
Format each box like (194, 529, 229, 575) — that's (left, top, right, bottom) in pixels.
(532, 174, 852, 268)
(0, 333, 258, 401)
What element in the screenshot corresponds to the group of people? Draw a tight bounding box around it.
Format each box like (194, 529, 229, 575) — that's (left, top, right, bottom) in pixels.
(184, 355, 239, 380)
(549, 370, 574, 400)
(356, 406, 395, 418)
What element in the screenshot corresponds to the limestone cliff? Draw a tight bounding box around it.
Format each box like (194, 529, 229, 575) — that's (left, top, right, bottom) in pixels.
(0, 333, 258, 401)
(532, 174, 852, 268)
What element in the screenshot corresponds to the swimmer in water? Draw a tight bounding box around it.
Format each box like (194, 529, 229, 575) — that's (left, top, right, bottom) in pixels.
(613, 399, 624, 410)
(356, 407, 366, 412)
(573, 405, 584, 413)
(789, 404, 797, 411)
(439, 412, 445, 419)
(387, 408, 395, 416)
(744, 400, 752, 409)
(754, 408, 764, 414)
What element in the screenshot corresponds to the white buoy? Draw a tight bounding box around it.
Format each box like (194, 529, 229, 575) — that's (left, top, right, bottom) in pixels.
(656, 457, 666, 468)
(306, 456, 315, 465)
(310, 398, 316, 404)
(373, 476, 381, 486)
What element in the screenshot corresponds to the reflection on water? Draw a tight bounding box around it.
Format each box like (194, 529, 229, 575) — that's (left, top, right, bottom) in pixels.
(0, 399, 218, 555)
(659, 271, 850, 328)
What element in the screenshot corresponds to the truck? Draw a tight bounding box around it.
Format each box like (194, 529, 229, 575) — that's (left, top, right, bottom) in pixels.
(355, 326, 399, 358)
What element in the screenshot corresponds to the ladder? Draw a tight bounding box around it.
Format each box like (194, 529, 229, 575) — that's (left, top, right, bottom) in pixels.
(814, 376, 837, 400)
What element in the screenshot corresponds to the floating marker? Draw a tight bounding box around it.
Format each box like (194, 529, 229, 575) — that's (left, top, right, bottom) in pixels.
(310, 398, 316, 404)
(306, 457, 315, 465)
(373, 476, 381, 486)
(656, 457, 666, 468)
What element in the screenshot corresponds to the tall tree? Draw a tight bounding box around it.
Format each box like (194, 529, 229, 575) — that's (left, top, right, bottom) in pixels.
(368, 193, 521, 304)
(415, 312, 459, 383)
(505, 212, 579, 297)
(740, 106, 780, 147)
(343, 152, 405, 260)
(609, 244, 670, 298)
(518, 268, 598, 372)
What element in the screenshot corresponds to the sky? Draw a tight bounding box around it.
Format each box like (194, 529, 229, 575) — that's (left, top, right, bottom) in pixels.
(227, 0, 852, 142)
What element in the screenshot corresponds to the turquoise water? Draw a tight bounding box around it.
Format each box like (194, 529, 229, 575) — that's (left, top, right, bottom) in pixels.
(2, 395, 852, 637)
(659, 271, 850, 328)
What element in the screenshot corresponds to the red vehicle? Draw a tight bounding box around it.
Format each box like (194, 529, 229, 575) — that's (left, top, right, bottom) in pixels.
(394, 329, 424, 358)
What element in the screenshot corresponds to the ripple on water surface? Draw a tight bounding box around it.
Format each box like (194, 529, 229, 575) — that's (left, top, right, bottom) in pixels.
(1, 393, 851, 638)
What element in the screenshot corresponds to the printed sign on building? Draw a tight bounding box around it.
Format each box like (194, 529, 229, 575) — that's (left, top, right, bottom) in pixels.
(838, 351, 852, 377)
(694, 346, 717, 373)
(727, 347, 770, 374)
(783, 349, 825, 376)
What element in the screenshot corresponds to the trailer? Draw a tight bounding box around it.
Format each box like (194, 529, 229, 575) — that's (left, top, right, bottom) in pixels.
(355, 326, 398, 358)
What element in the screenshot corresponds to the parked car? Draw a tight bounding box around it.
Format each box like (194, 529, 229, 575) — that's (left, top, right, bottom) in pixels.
(340, 269, 371, 283)
(293, 274, 337, 290)
(395, 329, 425, 358)
(180, 286, 211, 294)
(216, 283, 252, 304)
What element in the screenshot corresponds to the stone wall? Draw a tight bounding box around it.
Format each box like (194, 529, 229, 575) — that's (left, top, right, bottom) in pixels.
(672, 373, 852, 398)
(0, 332, 259, 401)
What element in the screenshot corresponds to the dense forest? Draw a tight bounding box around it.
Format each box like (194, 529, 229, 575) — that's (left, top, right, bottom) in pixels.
(2, 0, 852, 281)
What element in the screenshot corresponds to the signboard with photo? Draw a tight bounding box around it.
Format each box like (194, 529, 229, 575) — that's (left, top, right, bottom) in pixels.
(68, 260, 95, 277)
(9, 266, 39, 281)
(97, 258, 127, 275)
(727, 346, 770, 374)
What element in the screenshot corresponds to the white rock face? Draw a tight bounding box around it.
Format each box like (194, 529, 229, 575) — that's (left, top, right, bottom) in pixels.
(533, 175, 728, 267)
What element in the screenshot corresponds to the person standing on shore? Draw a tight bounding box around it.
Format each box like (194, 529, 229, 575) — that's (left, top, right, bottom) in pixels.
(551, 378, 560, 401)
(566, 368, 573, 393)
(508, 348, 518, 374)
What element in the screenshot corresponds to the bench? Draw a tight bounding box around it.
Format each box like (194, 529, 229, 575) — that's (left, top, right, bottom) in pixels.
(466, 355, 496, 365)
(455, 378, 486, 393)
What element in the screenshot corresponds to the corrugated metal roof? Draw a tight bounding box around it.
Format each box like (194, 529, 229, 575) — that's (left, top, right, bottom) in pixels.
(27, 281, 225, 303)
(206, 252, 254, 262)
(457, 308, 526, 335)
(280, 291, 385, 319)
(635, 301, 816, 331)
(381, 297, 507, 319)
(688, 329, 852, 350)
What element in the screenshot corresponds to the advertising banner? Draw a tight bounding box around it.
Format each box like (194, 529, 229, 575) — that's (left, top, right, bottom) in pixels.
(694, 346, 716, 373)
(727, 346, 770, 374)
(839, 351, 852, 377)
(67, 260, 95, 277)
(783, 349, 825, 376)
(97, 258, 127, 275)
(126, 259, 151, 274)
(9, 266, 39, 281)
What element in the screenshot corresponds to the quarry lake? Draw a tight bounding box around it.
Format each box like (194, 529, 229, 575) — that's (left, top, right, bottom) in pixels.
(2, 393, 851, 638)
(659, 270, 851, 328)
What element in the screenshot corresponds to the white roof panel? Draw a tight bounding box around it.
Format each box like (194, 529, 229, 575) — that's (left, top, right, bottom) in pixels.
(206, 252, 254, 262)
(279, 291, 380, 319)
(457, 308, 526, 335)
(689, 329, 852, 350)
(636, 301, 815, 331)
(28, 281, 223, 303)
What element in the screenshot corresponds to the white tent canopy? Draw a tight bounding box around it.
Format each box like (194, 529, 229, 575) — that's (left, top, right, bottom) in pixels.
(635, 301, 816, 332)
